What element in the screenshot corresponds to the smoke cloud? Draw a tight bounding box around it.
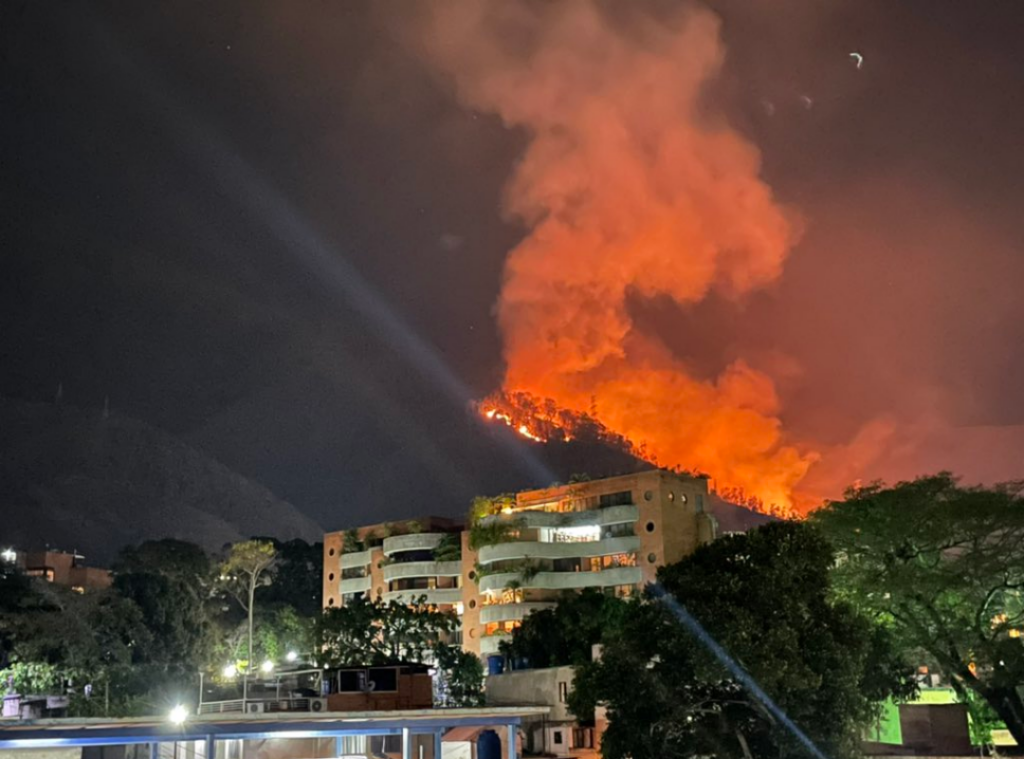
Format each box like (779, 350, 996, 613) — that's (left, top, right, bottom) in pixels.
(421, 1, 815, 511)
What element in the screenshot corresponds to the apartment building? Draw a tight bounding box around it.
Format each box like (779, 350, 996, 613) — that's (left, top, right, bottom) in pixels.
(464, 470, 717, 660)
(322, 516, 464, 618)
(322, 470, 719, 664)
(4, 548, 112, 591)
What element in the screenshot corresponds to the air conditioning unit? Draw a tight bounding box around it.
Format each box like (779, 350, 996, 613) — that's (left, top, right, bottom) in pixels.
(246, 702, 266, 714)
(309, 698, 328, 713)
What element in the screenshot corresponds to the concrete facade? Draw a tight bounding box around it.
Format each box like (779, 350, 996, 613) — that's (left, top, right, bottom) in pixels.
(485, 667, 593, 759)
(322, 471, 719, 663)
(14, 550, 112, 591)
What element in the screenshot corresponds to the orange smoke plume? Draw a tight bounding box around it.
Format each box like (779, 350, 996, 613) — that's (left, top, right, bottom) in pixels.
(423, 2, 817, 513)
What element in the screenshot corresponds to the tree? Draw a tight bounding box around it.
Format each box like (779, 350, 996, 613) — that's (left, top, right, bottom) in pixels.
(1, 584, 154, 716)
(434, 645, 484, 706)
(499, 588, 631, 669)
(221, 540, 276, 671)
(315, 595, 480, 706)
(258, 539, 323, 618)
(113, 540, 212, 671)
(570, 522, 914, 759)
(812, 474, 1024, 746)
(316, 595, 456, 667)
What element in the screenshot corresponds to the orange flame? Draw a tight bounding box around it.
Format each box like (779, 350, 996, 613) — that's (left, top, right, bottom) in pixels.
(425, 2, 817, 514)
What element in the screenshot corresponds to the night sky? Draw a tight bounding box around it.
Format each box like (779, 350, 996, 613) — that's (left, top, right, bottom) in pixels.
(3, 1, 1024, 528)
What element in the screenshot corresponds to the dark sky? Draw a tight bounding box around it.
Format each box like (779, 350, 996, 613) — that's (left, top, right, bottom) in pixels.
(3, 1, 1023, 527)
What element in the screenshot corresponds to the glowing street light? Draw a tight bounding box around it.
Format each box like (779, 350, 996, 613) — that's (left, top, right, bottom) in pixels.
(285, 651, 298, 663)
(1, 548, 15, 563)
(222, 664, 237, 679)
(260, 660, 274, 673)
(168, 704, 189, 725)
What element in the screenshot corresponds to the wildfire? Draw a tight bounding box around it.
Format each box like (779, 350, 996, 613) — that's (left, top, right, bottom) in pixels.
(425, 2, 817, 516)
(478, 392, 799, 518)
(482, 406, 548, 442)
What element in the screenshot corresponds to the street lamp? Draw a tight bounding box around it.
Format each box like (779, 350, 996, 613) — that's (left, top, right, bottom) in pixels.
(1, 548, 15, 563)
(285, 651, 298, 663)
(222, 664, 237, 679)
(260, 660, 274, 674)
(168, 704, 188, 726)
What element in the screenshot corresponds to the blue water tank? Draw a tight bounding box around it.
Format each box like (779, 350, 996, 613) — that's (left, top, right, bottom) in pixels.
(478, 730, 501, 759)
(487, 655, 505, 676)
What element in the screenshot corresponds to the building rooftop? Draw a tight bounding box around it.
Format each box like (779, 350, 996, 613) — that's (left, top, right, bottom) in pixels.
(0, 707, 552, 749)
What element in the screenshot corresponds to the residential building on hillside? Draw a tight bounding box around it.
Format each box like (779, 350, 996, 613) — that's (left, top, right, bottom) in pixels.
(322, 470, 720, 664)
(322, 516, 465, 634)
(3, 548, 112, 591)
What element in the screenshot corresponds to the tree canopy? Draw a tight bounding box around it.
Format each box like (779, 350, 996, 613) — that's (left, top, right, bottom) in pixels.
(1, 537, 323, 716)
(499, 588, 631, 669)
(316, 594, 483, 706)
(570, 522, 914, 759)
(812, 473, 1024, 746)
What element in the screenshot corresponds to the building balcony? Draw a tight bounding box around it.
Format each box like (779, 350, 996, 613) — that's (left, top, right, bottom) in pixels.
(340, 549, 373, 569)
(382, 560, 462, 583)
(480, 504, 638, 530)
(382, 587, 463, 606)
(339, 575, 372, 595)
(382, 533, 445, 557)
(480, 632, 511, 656)
(477, 535, 640, 565)
(478, 566, 643, 594)
(479, 602, 556, 624)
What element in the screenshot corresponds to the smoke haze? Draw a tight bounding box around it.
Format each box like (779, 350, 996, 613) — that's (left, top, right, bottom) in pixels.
(420, 1, 814, 511)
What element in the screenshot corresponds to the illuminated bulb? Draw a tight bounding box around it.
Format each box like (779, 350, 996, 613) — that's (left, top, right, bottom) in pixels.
(285, 651, 298, 662)
(1, 548, 15, 563)
(169, 704, 189, 725)
(260, 660, 274, 673)
(222, 664, 237, 679)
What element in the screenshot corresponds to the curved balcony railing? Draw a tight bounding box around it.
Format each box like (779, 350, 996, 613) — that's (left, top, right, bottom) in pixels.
(340, 549, 373, 569)
(478, 565, 643, 594)
(479, 602, 556, 625)
(382, 560, 462, 583)
(479, 504, 638, 530)
(382, 588, 462, 606)
(339, 575, 371, 595)
(477, 535, 640, 565)
(382, 533, 445, 557)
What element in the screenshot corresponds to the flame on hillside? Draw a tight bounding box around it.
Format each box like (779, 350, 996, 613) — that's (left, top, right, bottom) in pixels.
(478, 391, 797, 519)
(423, 2, 816, 517)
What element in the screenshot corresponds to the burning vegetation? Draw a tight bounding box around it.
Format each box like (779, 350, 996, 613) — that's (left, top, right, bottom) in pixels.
(424, 2, 816, 515)
(478, 392, 797, 518)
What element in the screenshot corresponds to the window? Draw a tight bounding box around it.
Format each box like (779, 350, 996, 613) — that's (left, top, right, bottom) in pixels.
(668, 491, 675, 501)
(645, 521, 655, 533)
(695, 494, 704, 513)
(367, 667, 398, 692)
(328, 597, 336, 606)
(328, 548, 336, 556)
(469, 599, 477, 609)
(552, 731, 563, 746)
(680, 493, 688, 504)
(599, 491, 632, 507)
(328, 572, 335, 581)
(643, 490, 654, 501)
(558, 681, 568, 703)
(648, 553, 657, 564)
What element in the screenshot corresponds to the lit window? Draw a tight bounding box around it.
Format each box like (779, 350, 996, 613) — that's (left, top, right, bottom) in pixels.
(558, 681, 568, 703)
